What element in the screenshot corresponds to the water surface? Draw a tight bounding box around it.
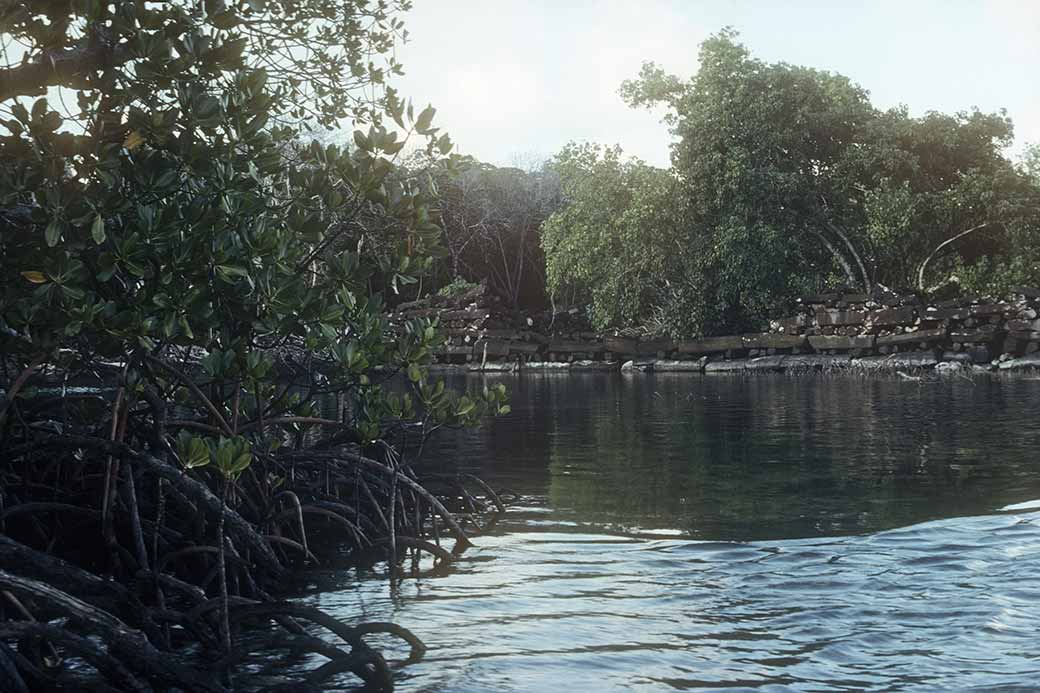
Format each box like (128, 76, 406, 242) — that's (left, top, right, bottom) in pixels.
(318, 373, 1040, 690)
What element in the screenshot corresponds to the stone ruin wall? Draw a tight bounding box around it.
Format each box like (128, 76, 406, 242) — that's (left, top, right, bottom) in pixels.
(389, 287, 1040, 374)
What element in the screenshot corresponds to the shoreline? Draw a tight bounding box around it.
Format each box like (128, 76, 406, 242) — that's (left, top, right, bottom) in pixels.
(428, 352, 1040, 375)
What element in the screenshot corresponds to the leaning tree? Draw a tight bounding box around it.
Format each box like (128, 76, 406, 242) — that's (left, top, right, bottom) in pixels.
(0, 2, 507, 690)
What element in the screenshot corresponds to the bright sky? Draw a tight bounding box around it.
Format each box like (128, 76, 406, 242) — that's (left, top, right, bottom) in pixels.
(392, 0, 1040, 168)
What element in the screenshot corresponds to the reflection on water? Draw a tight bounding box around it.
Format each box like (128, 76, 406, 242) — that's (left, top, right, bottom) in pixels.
(317, 373, 1040, 691)
(419, 373, 1040, 539)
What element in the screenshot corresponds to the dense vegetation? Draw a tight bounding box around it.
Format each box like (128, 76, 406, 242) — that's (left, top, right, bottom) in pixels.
(429, 32, 1040, 338)
(0, 1, 506, 690)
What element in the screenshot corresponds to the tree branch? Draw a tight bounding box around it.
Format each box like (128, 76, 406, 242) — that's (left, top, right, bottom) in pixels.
(916, 222, 999, 291)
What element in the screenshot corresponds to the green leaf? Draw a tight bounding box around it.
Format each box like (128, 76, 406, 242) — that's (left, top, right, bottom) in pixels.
(45, 219, 62, 247)
(415, 105, 436, 133)
(91, 214, 106, 245)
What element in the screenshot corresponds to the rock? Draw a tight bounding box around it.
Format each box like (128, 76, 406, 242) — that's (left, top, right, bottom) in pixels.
(969, 303, 1008, 317)
(472, 339, 513, 358)
(1007, 319, 1040, 332)
(746, 355, 787, 371)
(652, 358, 707, 372)
(1011, 286, 1040, 300)
(636, 338, 674, 356)
(605, 336, 638, 355)
(854, 351, 939, 369)
(704, 359, 748, 373)
(807, 335, 875, 351)
(741, 333, 807, 350)
(526, 361, 571, 371)
(925, 306, 970, 320)
(935, 361, 966, 373)
(997, 354, 1040, 371)
(620, 360, 653, 373)
(548, 339, 601, 353)
(676, 335, 744, 355)
(875, 328, 946, 346)
(870, 306, 916, 327)
(940, 351, 972, 363)
(786, 354, 852, 369)
(815, 309, 867, 326)
(570, 360, 618, 372)
(470, 361, 518, 372)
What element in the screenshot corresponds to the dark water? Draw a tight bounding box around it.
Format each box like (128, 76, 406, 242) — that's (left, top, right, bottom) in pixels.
(317, 373, 1040, 691)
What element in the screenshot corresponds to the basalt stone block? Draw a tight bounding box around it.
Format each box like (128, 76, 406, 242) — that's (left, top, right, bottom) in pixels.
(776, 315, 809, 335)
(969, 303, 1009, 317)
(854, 351, 939, 368)
(676, 335, 744, 355)
(784, 354, 852, 369)
(470, 361, 519, 372)
(441, 309, 492, 321)
(967, 345, 992, 364)
(841, 293, 870, 304)
(740, 333, 807, 350)
(1007, 319, 1040, 332)
(438, 345, 473, 356)
(525, 361, 571, 371)
(815, 309, 866, 326)
(704, 359, 748, 373)
(472, 339, 513, 358)
(870, 306, 916, 326)
(950, 325, 998, 342)
(548, 339, 601, 353)
(745, 355, 787, 371)
(875, 328, 946, 347)
(941, 351, 973, 363)
(936, 295, 976, 309)
(570, 360, 619, 371)
(807, 335, 875, 351)
(924, 307, 970, 321)
(652, 358, 708, 372)
(604, 336, 638, 354)
(1011, 286, 1040, 300)
(506, 341, 543, 355)
(636, 338, 675, 356)
(997, 353, 1040, 371)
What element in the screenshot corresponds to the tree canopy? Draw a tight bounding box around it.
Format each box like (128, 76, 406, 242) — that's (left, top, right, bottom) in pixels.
(1, 0, 504, 441)
(559, 29, 1040, 336)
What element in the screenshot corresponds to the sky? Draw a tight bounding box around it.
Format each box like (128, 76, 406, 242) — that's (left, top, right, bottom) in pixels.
(391, 0, 1040, 169)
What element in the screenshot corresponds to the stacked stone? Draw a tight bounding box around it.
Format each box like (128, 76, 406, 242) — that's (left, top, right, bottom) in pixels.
(797, 291, 881, 356)
(1000, 287, 1040, 358)
(397, 284, 1040, 373)
(387, 288, 531, 364)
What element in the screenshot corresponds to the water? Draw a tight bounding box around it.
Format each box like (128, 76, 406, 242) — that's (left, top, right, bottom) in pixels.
(316, 373, 1040, 690)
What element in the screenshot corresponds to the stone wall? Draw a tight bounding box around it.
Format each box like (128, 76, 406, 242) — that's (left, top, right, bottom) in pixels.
(390, 286, 1040, 374)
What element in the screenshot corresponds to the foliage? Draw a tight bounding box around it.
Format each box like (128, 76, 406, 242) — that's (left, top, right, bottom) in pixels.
(0, 2, 507, 687)
(604, 29, 1040, 335)
(1024, 143, 1040, 186)
(437, 275, 481, 298)
(541, 143, 686, 332)
(0, 0, 507, 449)
(433, 157, 560, 309)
